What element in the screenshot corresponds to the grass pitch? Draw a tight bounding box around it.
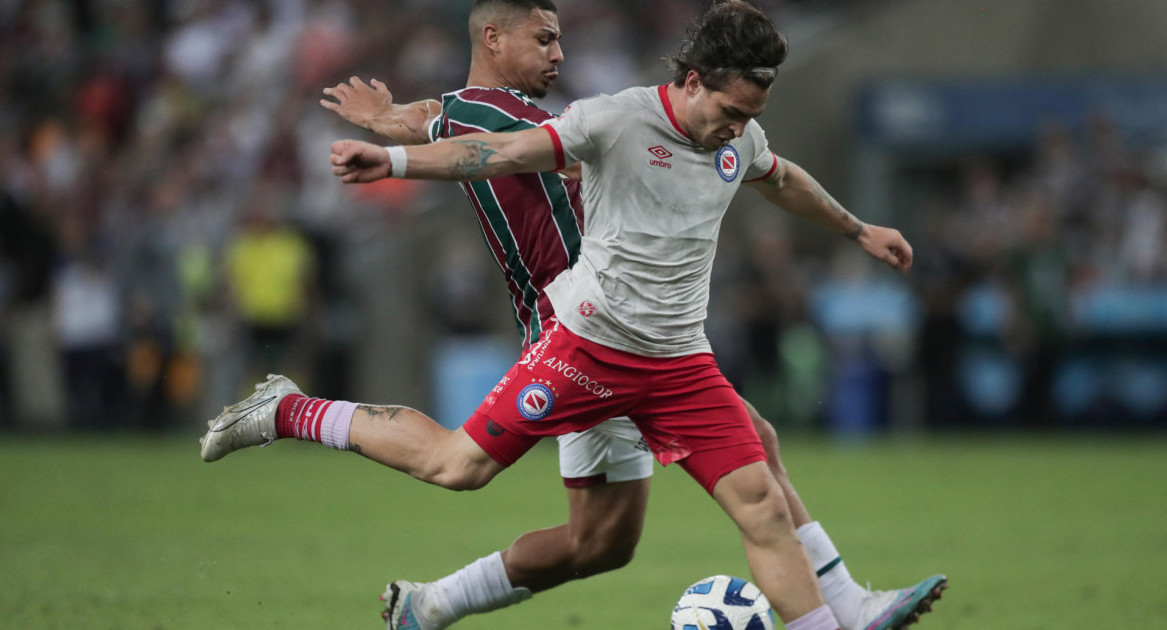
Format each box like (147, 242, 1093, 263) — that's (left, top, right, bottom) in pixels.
(2, 432, 1165, 629)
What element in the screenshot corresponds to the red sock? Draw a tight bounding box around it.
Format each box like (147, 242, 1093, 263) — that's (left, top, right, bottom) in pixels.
(276, 393, 357, 450)
(276, 393, 317, 440)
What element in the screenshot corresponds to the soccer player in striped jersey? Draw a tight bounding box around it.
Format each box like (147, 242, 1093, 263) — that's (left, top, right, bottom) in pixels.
(203, 2, 942, 630)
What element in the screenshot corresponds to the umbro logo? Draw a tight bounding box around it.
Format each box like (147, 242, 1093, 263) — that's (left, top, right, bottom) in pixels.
(648, 145, 673, 169)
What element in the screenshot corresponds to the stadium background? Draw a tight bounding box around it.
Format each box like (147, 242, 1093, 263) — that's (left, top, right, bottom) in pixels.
(3, 0, 1167, 434)
(2, 1, 1167, 628)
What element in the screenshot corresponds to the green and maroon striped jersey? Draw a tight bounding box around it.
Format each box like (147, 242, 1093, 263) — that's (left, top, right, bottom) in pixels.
(428, 87, 584, 347)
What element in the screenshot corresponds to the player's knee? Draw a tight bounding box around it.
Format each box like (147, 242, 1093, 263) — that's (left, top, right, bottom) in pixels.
(722, 466, 793, 528)
(433, 469, 491, 491)
(423, 454, 498, 491)
(572, 530, 638, 575)
(424, 430, 503, 490)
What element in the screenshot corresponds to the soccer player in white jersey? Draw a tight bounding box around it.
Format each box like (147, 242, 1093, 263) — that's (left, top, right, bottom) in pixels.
(203, 2, 943, 630)
(316, 2, 943, 630)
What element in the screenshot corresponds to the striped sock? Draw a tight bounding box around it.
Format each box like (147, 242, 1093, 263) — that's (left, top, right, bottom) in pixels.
(276, 394, 357, 450)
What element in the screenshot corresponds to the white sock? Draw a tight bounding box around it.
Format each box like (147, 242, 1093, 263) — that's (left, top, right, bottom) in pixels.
(798, 521, 867, 629)
(319, 400, 357, 451)
(426, 552, 532, 625)
(786, 604, 840, 630)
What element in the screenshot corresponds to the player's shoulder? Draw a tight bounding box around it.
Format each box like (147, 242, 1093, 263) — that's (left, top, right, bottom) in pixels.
(744, 118, 768, 144)
(563, 85, 659, 123)
(446, 87, 552, 122)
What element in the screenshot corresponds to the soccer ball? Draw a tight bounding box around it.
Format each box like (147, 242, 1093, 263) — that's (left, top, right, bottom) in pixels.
(670, 575, 775, 630)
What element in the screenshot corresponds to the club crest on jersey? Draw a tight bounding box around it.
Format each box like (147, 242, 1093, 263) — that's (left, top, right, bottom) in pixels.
(516, 383, 554, 420)
(578, 301, 596, 316)
(715, 145, 740, 182)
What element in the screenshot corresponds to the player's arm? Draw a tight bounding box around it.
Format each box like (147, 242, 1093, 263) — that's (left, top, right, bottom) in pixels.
(330, 126, 560, 184)
(747, 157, 913, 272)
(320, 77, 440, 145)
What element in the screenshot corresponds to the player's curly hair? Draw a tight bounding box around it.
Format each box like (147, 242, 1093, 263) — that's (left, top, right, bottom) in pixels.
(667, 0, 788, 92)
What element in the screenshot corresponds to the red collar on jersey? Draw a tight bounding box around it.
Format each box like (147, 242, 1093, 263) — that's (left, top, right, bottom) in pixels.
(657, 84, 690, 139)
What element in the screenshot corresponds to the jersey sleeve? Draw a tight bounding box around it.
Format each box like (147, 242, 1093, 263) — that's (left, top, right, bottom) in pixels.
(543, 94, 620, 166)
(743, 120, 780, 182)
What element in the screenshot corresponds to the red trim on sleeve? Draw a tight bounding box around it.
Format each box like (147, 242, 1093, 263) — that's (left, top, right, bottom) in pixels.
(658, 84, 690, 138)
(744, 152, 779, 183)
(542, 124, 566, 171)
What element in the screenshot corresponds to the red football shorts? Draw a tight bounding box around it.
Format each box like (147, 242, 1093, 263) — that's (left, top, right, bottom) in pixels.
(463, 320, 766, 494)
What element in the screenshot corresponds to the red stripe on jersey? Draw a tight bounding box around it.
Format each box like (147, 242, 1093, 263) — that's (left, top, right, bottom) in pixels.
(658, 84, 690, 138)
(542, 125, 566, 172)
(744, 152, 779, 182)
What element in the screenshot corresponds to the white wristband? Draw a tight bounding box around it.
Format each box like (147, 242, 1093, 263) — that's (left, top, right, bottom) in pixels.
(384, 145, 407, 178)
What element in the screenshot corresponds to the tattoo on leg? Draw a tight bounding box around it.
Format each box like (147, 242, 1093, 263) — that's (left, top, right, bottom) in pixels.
(359, 404, 404, 423)
(349, 443, 363, 455)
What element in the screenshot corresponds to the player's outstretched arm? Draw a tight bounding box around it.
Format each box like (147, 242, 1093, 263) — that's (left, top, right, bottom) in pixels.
(321, 76, 441, 145)
(747, 157, 913, 272)
(331, 127, 560, 184)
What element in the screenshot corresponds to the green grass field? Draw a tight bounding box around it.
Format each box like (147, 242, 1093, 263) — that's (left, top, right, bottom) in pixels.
(2, 432, 1165, 629)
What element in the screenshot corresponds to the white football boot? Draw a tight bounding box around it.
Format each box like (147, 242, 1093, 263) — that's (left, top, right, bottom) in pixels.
(199, 374, 302, 462)
(382, 581, 453, 630)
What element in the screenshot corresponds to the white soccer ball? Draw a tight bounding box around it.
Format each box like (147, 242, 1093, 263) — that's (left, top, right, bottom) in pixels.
(670, 575, 775, 630)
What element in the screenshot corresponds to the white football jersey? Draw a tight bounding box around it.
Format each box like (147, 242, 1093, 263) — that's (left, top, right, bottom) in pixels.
(543, 85, 778, 357)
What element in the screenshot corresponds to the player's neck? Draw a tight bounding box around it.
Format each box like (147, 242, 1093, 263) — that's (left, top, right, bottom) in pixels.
(466, 61, 520, 94)
(664, 83, 693, 138)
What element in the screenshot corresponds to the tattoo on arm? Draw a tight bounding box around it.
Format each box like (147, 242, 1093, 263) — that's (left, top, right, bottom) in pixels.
(449, 140, 499, 179)
(811, 179, 864, 239)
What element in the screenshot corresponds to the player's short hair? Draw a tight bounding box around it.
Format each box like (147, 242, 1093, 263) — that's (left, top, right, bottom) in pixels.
(667, 0, 788, 92)
(469, 0, 558, 44)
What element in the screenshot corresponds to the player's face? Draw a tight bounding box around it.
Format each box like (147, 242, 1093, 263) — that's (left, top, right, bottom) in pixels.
(497, 9, 563, 99)
(685, 75, 770, 152)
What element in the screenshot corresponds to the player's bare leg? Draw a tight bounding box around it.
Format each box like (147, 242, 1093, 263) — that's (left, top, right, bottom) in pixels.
(201, 374, 503, 491)
(502, 478, 649, 590)
(384, 479, 649, 630)
(383, 458, 650, 630)
(347, 407, 504, 490)
(742, 398, 947, 630)
(711, 460, 830, 625)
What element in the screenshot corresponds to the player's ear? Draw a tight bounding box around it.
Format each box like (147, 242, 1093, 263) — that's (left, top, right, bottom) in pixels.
(482, 22, 503, 53)
(684, 70, 704, 96)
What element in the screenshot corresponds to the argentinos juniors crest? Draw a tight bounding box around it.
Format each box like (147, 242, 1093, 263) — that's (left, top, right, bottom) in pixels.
(715, 145, 740, 182)
(516, 383, 554, 420)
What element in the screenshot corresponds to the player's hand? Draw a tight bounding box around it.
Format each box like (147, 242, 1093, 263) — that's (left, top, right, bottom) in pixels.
(321, 76, 393, 131)
(856, 224, 913, 272)
(330, 140, 392, 184)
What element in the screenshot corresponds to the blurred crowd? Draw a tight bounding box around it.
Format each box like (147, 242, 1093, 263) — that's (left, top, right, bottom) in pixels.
(1, 0, 1164, 434)
(709, 114, 1167, 435)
